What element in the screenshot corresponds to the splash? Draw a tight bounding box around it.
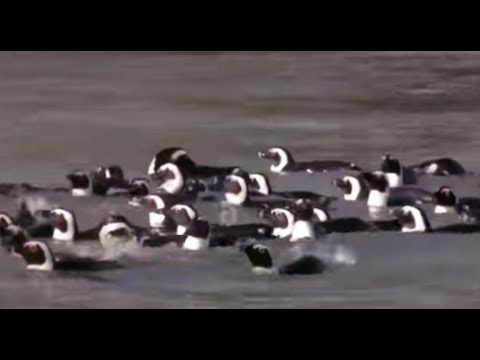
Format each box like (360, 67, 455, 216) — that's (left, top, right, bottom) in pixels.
(292, 241, 357, 267)
(18, 195, 55, 214)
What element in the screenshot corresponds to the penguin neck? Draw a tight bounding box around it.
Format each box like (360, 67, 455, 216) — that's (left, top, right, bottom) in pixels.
(385, 172, 402, 188)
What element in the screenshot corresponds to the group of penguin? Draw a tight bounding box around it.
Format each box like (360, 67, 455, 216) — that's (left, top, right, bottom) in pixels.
(1, 145, 479, 276)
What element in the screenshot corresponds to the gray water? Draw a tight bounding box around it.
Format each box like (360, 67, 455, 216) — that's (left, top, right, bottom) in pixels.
(2, 51, 480, 308)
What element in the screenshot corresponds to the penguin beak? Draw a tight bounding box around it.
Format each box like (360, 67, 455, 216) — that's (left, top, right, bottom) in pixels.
(150, 170, 165, 182)
(258, 150, 275, 160)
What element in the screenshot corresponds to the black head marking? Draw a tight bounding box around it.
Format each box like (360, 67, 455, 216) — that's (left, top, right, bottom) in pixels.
(433, 186, 456, 206)
(49, 208, 79, 235)
(381, 154, 402, 175)
(244, 244, 273, 269)
(249, 173, 272, 194)
(184, 178, 207, 194)
(230, 168, 251, 186)
(66, 171, 90, 189)
(152, 147, 197, 174)
(185, 219, 210, 239)
(294, 199, 314, 221)
(361, 172, 388, 192)
(223, 176, 242, 194)
(106, 227, 131, 238)
(96, 165, 126, 188)
(393, 206, 432, 231)
(22, 242, 47, 266)
(128, 178, 150, 197)
(153, 166, 176, 183)
(334, 178, 352, 194)
(168, 205, 198, 226)
(258, 147, 294, 166)
(270, 210, 290, 228)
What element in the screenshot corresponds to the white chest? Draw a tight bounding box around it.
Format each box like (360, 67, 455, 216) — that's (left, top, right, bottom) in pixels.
(183, 236, 208, 251)
(149, 212, 166, 228)
(367, 190, 389, 208)
(290, 220, 315, 242)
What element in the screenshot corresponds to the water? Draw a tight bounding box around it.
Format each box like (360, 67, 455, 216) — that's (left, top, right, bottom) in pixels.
(1, 51, 480, 308)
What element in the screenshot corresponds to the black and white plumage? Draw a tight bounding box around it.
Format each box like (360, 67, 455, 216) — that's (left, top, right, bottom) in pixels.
(361, 171, 433, 209)
(243, 243, 327, 276)
(48, 208, 140, 248)
(140, 217, 211, 250)
(333, 175, 370, 202)
(169, 203, 274, 244)
(18, 241, 122, 272)
(258, 147, 361, 174)
(407, 158, 466, 176)
(432, 186, 480, 216)
(223, 173, 295, 209)
(0, 202, 53, 239)
(248, 172, 336, 208)
(393, 205, 480, 233)
(147, 147, 238, 181)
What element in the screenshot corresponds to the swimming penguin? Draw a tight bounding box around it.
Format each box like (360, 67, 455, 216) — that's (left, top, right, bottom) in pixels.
(289, 199, 321, 242)
(222, 173, 294, 209)
(147, 147, 238, 180)
(258, 147, 361, 174)
(392, 205, 480, 233)
(408, 157, 466, 176)
(133, 194, 179, 232)
(139, 217, 211, 251)
(380, 154, 404, 188)
(17, 240, 123, 272)
(361, 171, 434, 208)
(262, 201, 399, 236)
(95, 166, 152, 197)
(1, 213, 137, 256)
(169, 203, 273, 242)
(0, 201, 53, 239)
(258, 200, 324, 241)
(258, 207, 296, 239)
(96, 165, 128, 188)
(432, 186, 480, 215)
(243, 243, 327, 275)
(248, 172, 337, 208)
(48, 208, 140, 246)
(65, 170, 110, 197)
(381, 153, 419, 186)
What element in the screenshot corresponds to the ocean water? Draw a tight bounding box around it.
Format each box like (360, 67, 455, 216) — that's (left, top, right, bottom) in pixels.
(1, 51, 480, 308)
